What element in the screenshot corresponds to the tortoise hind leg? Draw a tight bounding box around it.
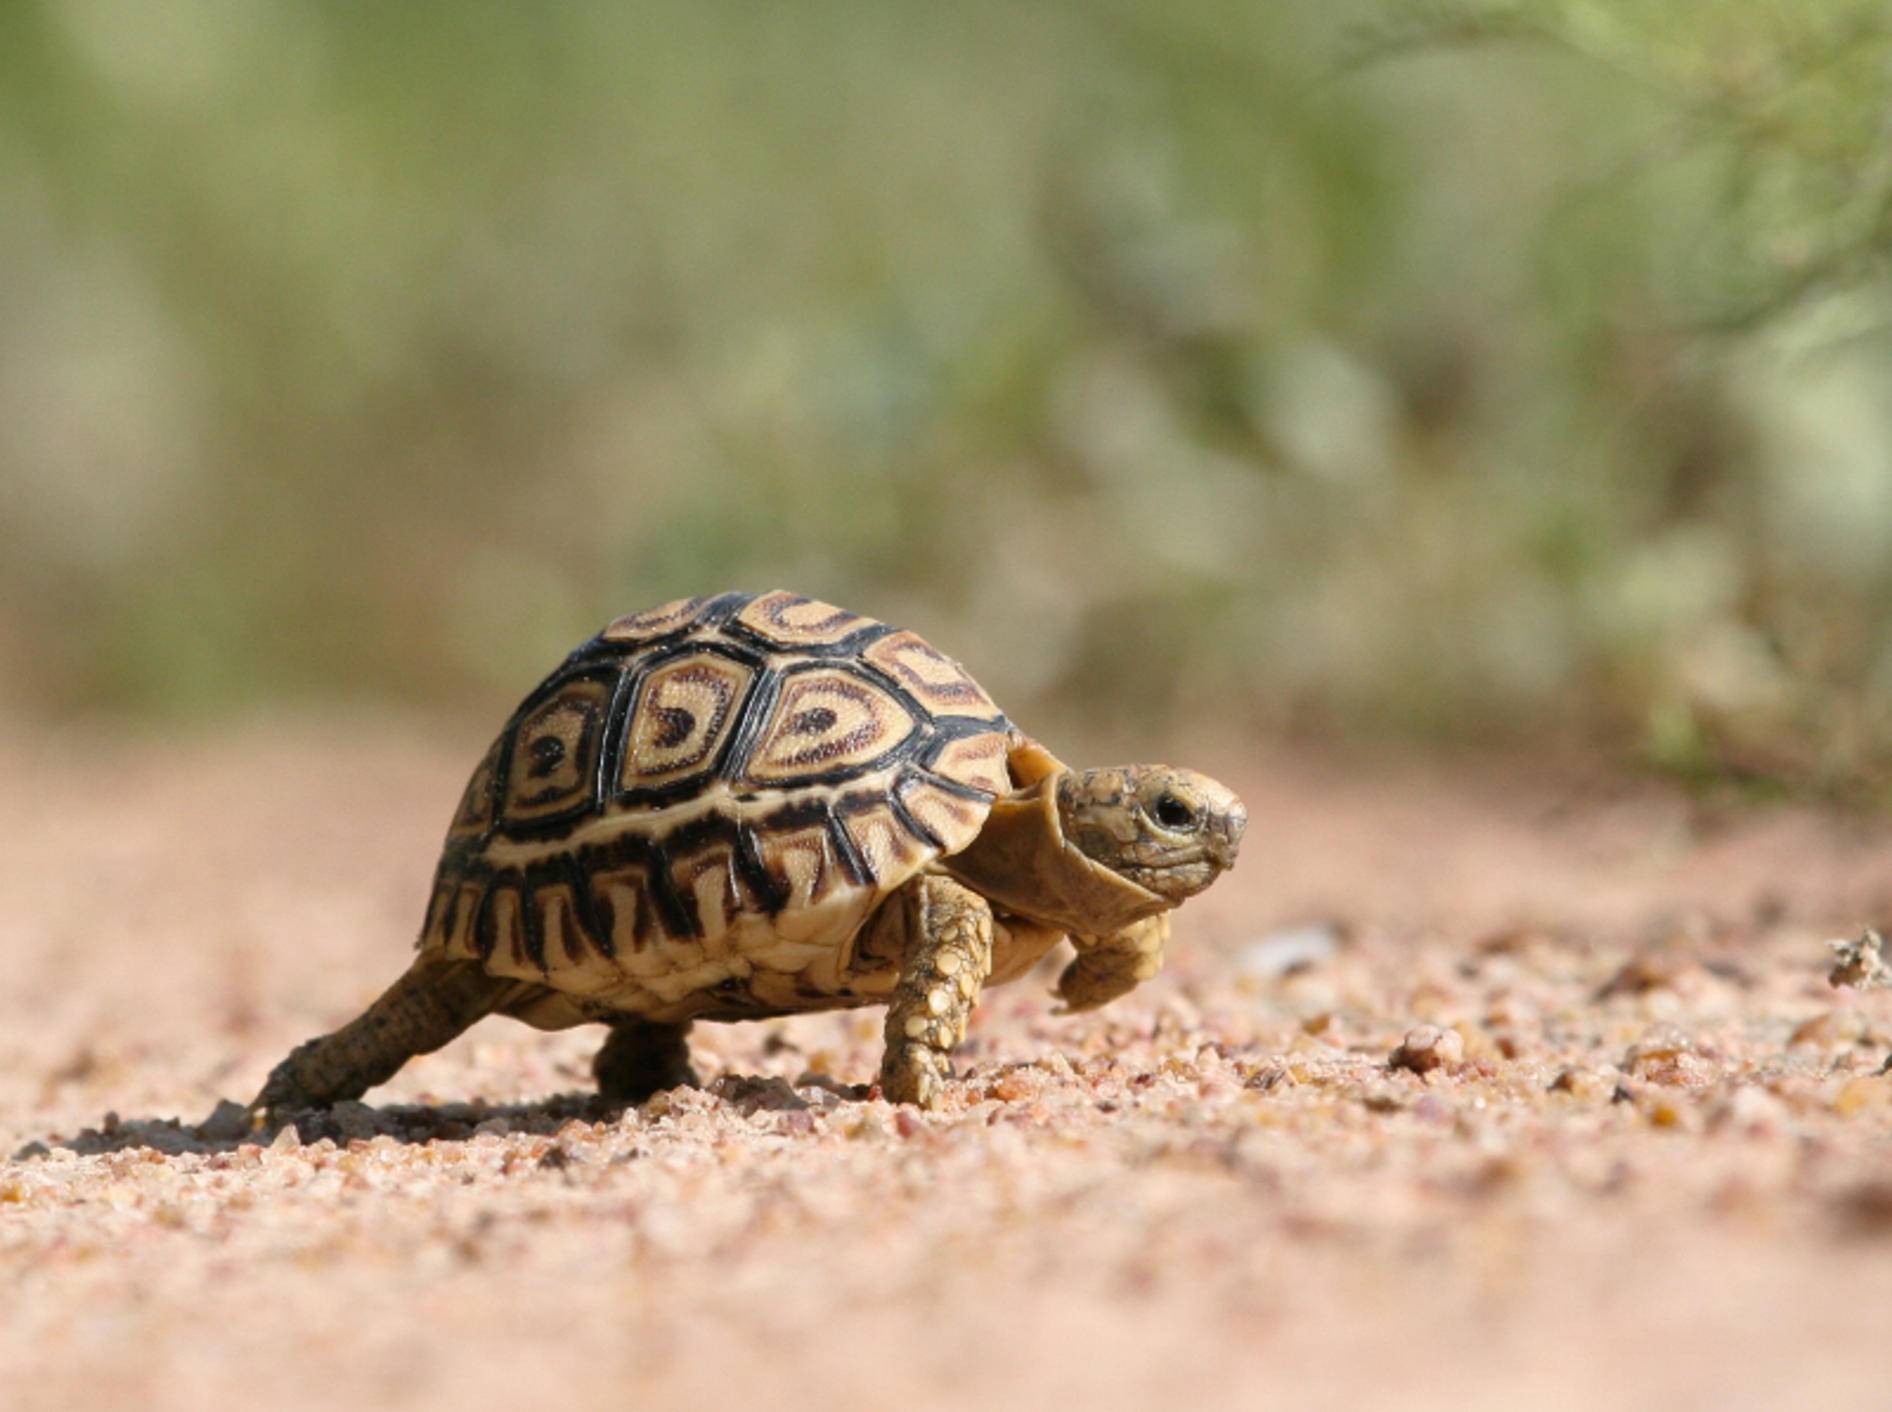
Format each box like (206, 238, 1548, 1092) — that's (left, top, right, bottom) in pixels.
(592, 1019, 698, 1104)
(251, 956, 510, 1117)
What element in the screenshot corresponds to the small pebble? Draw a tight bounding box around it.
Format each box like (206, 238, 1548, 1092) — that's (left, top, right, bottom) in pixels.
(1623, 1027, 1713, 1085)
(1828, 929, 1890, 991)
(1788, 1010, 1866, 1049)
(1837, 1180, 1892, 1234)
(1390, 1025, 1463, 1075)
(1708, 1086, 1787, 1138)
(1833, 1076, 1888, 1117)
(1597, 949, 1695, 999)
(1234, 924, 1341, 982)
(199, 1100, 253, 1142)
(988, 1070, 1035, 1103)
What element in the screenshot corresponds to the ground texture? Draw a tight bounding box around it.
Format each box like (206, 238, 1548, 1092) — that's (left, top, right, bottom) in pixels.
(4, 719, 1891, 1411)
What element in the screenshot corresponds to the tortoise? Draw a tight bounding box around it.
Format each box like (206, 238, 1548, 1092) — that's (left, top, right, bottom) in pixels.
(253, 590, 1245, 1115)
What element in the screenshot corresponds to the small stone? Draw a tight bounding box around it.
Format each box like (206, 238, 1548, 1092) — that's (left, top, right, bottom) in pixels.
(1246, 1065, 1292, 1092)
(1708, 1086, 1787, 1138)
(1625, 1026, 1691, 1060)
(1548, 1067, 1609, 1102)
(198, 1100, 253, 1142)
(1645, 1096, 1686, 1128)
(330, 1101, 381, 1140)
(1623, 1026, 1712, 1085)
(1597, 949, 1695, 999)
(1234, 923, 1341, 982)
(1829, 929, 1891, 990)
(936, 951, 962, 976)
(988, 1069, 1035, 1103)
(1389, 1025, 1463, 1075)
(1788, 1010, 1866, 1049)
(904, 1015, 929, 1039)
(268, 1123, 302, 1152)
(1834, 1076, 1888, 1117)
(1450, 1022, 1501, 1063)
(1837, 1180, 1892, 1234)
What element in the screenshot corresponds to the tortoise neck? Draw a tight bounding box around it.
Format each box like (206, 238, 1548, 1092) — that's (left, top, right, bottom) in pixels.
(942, 773, 1168, 937)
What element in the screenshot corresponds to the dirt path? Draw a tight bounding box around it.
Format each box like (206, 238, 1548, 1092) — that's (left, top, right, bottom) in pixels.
(3, 719, 1890, 1411)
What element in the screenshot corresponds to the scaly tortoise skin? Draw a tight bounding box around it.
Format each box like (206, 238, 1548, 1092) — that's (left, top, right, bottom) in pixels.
(254, 590, 1246, 1114)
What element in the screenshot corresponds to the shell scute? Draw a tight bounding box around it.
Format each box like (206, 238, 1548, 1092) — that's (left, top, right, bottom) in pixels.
(590, 864, 660, 957)
(529, 882, 621, 995)
(733, 590, 874, 649)
(896, 774, 987, 852)
(924, 729, 1012, 799)
(753, 821, 844, 920)
(863, 630, 997, 718)
(502, 676, 613, 827)
(601, 595, 716, 645)
(741, 666, 918, 786)
(448, 735, 503, 840)
(473, 884, 526, 967)
(670, 844, 744, 951)
(840, 799, 928, 889)
(618, 650, 757, 794)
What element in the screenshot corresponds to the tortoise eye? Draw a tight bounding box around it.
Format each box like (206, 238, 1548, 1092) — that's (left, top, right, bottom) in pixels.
(1153, 793, 1197, 831)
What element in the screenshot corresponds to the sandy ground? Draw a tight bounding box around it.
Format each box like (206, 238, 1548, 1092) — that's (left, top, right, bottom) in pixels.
(4, 716, 1891, 1412)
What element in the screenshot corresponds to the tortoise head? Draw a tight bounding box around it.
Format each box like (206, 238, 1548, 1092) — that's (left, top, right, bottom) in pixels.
(1055, 765, 1246, 904)
(942, 739, 1246, 936)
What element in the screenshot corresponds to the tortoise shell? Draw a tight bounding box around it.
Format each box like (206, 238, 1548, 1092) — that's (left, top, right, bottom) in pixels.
(417, 591, 1017, 1024)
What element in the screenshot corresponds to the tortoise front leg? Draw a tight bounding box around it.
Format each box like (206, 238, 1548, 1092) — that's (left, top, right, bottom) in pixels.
(1055, 913, 1169, 1012)
(592, 1018, 699, 1104)
(875, 874, 994, 1109)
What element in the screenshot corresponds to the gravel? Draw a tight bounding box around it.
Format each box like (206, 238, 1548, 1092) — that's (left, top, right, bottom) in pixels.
(4, 719, 1892, 1412)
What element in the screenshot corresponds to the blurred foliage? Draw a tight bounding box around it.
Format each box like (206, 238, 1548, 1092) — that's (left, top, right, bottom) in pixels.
(2, 1, 1890, 795)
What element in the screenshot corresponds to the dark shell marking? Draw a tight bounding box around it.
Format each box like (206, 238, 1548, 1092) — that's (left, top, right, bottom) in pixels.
(424, 593, 1011, 981)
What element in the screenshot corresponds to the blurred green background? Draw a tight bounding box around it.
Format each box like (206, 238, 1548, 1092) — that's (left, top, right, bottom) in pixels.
(4, 1, 1891, 792)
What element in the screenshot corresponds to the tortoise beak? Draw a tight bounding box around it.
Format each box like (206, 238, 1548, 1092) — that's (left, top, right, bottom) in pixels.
(1210, 797, 1246, 871)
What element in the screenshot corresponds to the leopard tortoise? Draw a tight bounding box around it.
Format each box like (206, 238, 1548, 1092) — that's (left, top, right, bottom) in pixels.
(254, 590, 1245, 1115)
